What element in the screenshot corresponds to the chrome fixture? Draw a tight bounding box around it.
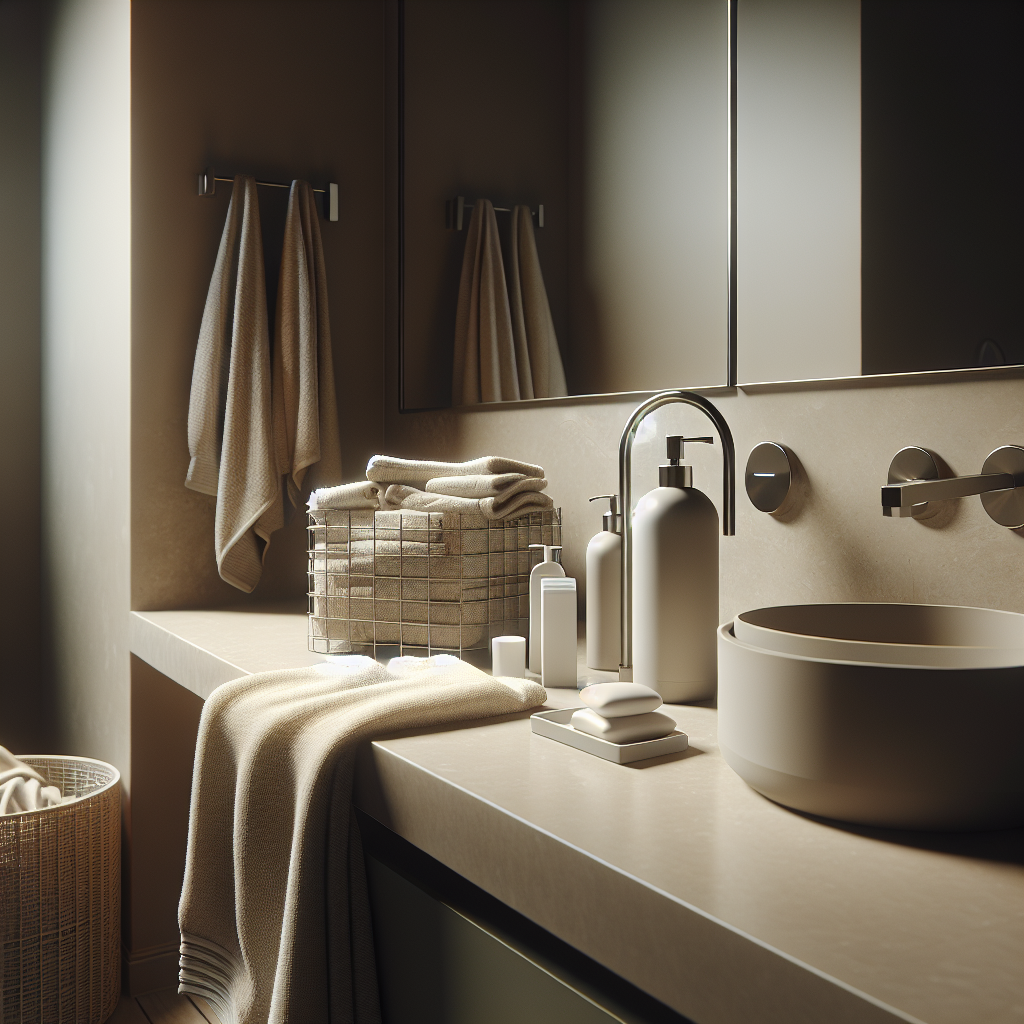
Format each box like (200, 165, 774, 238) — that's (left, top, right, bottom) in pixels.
(447, 195, 544, 230)
(617, 391, 736, 679)
(882, 446, 1024, 528)
(744, 442, 794, 513)
(588, 494, 622, 534)
(198, 169, 339, 221)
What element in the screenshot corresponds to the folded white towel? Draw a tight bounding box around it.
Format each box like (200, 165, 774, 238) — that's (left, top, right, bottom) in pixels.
(178, 656, 546, 1024)
(0, 747, 61, 814)
(186, 175, 282, 592)
(380, 483, 553, 520)
(272, 180, 343, 510)
(424, 473, 547, 500)
(365, 455, 544, 486)
(309, 481, 380, 510)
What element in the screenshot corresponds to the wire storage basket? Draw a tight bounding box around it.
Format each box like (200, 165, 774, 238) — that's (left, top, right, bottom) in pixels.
(308, 507, 561, 664)
(0, 757, 120, 1024)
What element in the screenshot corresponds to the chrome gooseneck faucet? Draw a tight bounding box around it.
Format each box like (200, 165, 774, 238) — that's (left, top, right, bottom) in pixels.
(618, 390, 736, 679)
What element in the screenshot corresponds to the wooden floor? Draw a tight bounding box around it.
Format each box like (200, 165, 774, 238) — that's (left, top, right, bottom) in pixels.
(109, 987, 223, 1024)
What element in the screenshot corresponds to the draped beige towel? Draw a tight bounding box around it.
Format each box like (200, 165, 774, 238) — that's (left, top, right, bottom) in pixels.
(452, 199, 520, 405)
(186, 176, 282, 592)
(178, 656, 546, 1024)
(273, 181, 343, 511)
(508, 205, 567, 399)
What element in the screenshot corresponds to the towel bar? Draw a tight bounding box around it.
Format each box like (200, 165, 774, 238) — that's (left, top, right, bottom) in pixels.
(198, 169, 339, 221)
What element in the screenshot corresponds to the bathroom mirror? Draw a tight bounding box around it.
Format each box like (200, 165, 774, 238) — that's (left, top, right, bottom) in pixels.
(737, 0, 1023, 385)
(398, 0, 730, 410)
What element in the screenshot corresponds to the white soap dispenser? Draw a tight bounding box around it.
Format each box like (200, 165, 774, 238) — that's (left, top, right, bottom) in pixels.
(632, 435, 718, 702)
(586, 495, 621, 671)
(528, 544, 564, 673)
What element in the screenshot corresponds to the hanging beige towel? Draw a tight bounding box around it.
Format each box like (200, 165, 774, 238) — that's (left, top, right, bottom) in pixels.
(273, 181, 343, 510)
(186, 176, 282, 592)
(178, 656, 546, 1024)
(366, 454, 544, 487)
(508, 205, 567, 399)
(452, 199, 520, 405)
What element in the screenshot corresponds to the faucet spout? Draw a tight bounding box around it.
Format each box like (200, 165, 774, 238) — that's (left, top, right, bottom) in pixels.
(882, 472, 1015, 515)
(618, 390, 735, 678)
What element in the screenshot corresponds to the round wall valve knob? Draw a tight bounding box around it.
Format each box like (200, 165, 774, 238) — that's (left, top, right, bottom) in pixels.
(745, 442, 794, 514)
(980, 445, 1024, 529)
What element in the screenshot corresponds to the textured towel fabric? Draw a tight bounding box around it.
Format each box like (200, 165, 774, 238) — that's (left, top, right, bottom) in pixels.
(424, 473, 547, 500)
(0, 746, 61, 814)
(186, 176, 282, 592)
(508, 205, 567, 399)
(379, 484, 553, 520)
(452, 199, 520, 405)
(366, 455, 544, 487)
(178, 656, 546, 1024)
(272, 181, 343, 511)
(309, 481, 380, 511)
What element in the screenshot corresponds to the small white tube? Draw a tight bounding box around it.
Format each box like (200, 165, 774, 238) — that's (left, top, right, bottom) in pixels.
(491, 635, 526, 678)
(540, 577, 578, 688)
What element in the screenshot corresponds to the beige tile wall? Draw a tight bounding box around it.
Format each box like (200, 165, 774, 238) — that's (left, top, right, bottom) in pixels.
(386, 373, 1024, 621)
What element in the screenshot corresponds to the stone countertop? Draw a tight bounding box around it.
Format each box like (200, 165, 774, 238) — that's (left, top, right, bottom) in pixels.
(130, 605, 1024, 1024)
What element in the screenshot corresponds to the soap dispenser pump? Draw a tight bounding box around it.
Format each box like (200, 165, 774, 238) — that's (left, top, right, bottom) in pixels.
(528, 544, 564, 673)
(632, 435, 719, 702)
(586, 495, 622, 671)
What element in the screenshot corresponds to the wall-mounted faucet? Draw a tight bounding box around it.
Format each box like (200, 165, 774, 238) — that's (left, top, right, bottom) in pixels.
(617, 390, 736, 680)
(882, 445, 1024, 528)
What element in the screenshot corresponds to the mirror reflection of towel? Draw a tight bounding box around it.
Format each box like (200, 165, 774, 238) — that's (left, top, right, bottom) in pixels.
(452, 199, 520, 405)
(186, 176, 282, 593)
(508, 205, 567, 399)
(272, 181, 343, 512)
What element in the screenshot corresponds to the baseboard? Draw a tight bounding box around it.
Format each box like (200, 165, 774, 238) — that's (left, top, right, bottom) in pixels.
(123, 941, 181, 996)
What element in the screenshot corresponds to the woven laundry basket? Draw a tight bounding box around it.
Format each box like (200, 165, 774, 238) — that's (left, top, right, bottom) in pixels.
(0, 757, 120, 1024)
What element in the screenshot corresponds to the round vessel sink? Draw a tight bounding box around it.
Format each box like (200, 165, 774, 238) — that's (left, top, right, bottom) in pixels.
(718, 604, 1024, 831)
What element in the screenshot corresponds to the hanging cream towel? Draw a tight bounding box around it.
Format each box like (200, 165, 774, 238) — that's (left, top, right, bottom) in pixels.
(366, 454, 544, 487)
(178, 656, 546, 1024)
(186, 176, 282, 592)
(508, 205, 567, 399)
(273, 181, 343, 510)
(452, 199, 520, 405)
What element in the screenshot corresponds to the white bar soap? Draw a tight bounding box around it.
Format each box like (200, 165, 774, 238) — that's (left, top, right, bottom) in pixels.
(491, 635, 526, 678)
(579, 682, 662, 718)
(541, 577, 578, 688)
(571, 708, 676, 744)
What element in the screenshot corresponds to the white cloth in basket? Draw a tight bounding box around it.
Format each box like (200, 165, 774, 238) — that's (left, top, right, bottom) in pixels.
(0, 746, 62, 814)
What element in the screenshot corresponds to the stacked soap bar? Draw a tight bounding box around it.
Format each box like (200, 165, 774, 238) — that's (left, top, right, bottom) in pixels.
(572, 683, 676, 744)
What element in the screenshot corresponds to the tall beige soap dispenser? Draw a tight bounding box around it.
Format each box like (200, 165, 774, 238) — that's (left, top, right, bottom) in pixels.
(631, 436, 724, 702)
(586, 495, 621, 671)
(528, 544, 564, 673)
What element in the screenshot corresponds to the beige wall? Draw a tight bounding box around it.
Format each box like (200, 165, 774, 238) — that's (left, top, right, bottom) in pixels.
(130, 0, 386, 612)
(386, 372, 1024, 622)
(0, 1, 49, 752)
(41, 0, 133, 776)
(737, 0, 861, 384)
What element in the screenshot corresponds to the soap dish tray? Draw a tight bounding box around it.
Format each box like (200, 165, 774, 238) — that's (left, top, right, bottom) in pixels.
(530, 708, 688, 764)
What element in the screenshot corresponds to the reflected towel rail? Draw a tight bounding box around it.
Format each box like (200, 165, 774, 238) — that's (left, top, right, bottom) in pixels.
(446, 195, 544, 231)
(197, 169, 338, 221)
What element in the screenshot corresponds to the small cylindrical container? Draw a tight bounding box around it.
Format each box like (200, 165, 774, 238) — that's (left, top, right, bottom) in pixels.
(491, 635, 526, 678)
(541, 577, 578, 688)
(586, 496, 622, 671)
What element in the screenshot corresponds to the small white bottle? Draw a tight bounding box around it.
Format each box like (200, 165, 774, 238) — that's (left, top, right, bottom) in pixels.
(540, 577, 578, 688)
(528, 544, 564, 673)
(632, 435, 719, 703)
(586, 495, 622, 671)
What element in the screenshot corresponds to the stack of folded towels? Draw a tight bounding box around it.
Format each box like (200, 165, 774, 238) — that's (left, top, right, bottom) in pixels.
(572, 683, 676, 744)
(310, 455, 553, 520)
